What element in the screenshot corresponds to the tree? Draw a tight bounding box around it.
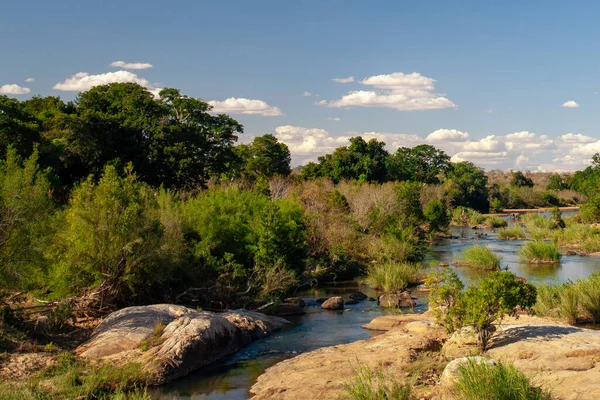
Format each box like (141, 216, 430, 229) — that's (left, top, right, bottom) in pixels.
(444, 161, 489, 212)
(546, 173, 568, 191)
(390, 144, 450, 183)
(424, 199, 450, 232)
(510, 171, 534, 188)
(432, 271, 537, 352)
(0, 96, 41, 160)
(234, 134, 291, 180)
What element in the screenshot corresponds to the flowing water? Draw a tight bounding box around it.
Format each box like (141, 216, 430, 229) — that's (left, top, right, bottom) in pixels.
(153, 211, 600, 399)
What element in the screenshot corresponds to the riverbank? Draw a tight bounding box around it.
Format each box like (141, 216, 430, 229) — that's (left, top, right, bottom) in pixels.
(250, 313, 600, 399)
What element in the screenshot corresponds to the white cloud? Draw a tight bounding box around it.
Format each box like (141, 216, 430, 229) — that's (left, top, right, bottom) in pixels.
(558, 133, 595, 144)
(24, 77, 35, 83)
(208, 98, 282, 116)
(0, 84, 30, 95)
(303, 91, 312, 97)
(328, 117, 340, 121)
(332, 76, 355, 83)
(485, 108, 493, 113)
(322, 72, 457, 111)
(109, 61, 153, 70)
(562, 100, 580, 108)
(53, 71, 152, 91)
(426, 129, 469, 142)
(451, 151, 508, 165)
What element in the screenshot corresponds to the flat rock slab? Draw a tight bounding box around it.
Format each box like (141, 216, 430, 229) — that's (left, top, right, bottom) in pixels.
(76, 304, 287, 384)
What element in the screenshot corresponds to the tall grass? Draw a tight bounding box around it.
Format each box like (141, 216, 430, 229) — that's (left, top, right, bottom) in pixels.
(341, 363, 411, 400)
(485, 216, 508, 228)
(455, 359, 551, 400)
(532, 284, 561, 318)
(554, 224, 600, 253)
(577, 273, 600, 323)
(364, 262, 423, 292)
(521, 214, 555, 240)
(557, 285, 579, 325)
(517, 241, 561, 263)
(457, 245, 502, 270)
(498, 225, 526, 240)
(451, 207, 484, 226)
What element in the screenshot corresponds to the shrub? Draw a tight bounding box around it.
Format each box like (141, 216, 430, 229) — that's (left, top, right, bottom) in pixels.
(457, 245, 502, 270)
(455, 359, 551, 400)
(438, 272, 537, 351)
(364, 262, 423, 293)
(517, 241, 561, 263)
(451, 207, 484, 226)
(424, 199, 450, 232)
(341, 362, 411, 400)
(485, 216, 508, 228)
(425, 269, 464, 333)
(510, 171, 534, 188)
(498, 225, 526, 240)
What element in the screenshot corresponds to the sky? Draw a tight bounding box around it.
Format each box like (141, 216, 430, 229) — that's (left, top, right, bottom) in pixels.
(2, 0, 600, 171)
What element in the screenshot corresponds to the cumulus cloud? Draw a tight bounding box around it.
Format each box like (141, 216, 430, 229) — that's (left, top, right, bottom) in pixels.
(303, 91, 312, 97)
(24, 77, 35, 83)
(562, 100, 580, 108)
(208, 98, 282, 116)
(53, 71, 152, 91)
(0, 84, 30, 95)
(109, 61, 153, 70)
(321, 72, 457, 111)
(332, 76, 355, 83)
(558, 133, 595, 144)
(426, 129, 469, 142)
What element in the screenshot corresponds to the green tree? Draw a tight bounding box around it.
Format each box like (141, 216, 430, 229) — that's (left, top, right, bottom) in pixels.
(0, 146, 54, 288)
(444, 161, 489, 212)
(546, 173, 568, 191)
(510, 171, 534, 188)
(424, 199, 450, 232)
(233, 134, 291, 180)
(0, 96, 41, 160)
(390, 144, 450, 183)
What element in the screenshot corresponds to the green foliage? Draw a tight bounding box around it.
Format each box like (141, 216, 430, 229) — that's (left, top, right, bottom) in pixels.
(231, 134, 291, 180)
(485, 216, 508, 228)
(498, 225, 526, 240)
(389, 144, 450, 184)
(393, 181, 424, 226)
(455, 359, 551, 400)
(458, 245, 502, 270)
(580, 194, 600, 223)
(0, 354, 150, 400)
(444, 162, 489, 212)
(340, 362, 411, 400)
(0, 146, 54, 289)
(450, 207, 484, 226)
(364, 262, 423, 293)
(425, 269, 464, 333)
(547, 173, 569, 191)
(424, 199, 449, 232)
(437, 272, 536, 351)
(510, 171, 534, 188)
(517, 241, 561, 263)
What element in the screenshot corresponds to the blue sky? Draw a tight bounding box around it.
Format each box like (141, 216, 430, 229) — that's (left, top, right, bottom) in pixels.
(2, 0, 600, 170)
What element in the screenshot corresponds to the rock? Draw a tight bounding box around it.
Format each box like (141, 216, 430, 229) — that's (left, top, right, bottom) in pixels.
(349, 291, 368, 301)
(439, 262, 450, 267)
(367, 297, 376, 301)
(246, 299, 270, 311)
(378, 292, 415, 308)
(440, 356, 497, 388)
(321, 297, 344, 310)
(275, 303, 306, 316)
(76, 305, 287, 385)
(344, 298, 359, 305)
(566, 250, 577, 256)
(442, 326, 479, 359)
(316, 297, 328, 304)
(283, 297, 305, 307)
(33, 315, 49, 335)
(175, 286, 233, 309)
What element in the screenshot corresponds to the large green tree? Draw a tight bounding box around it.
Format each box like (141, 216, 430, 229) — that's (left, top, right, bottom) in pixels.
(389, 144, 450, 183)
(444, 161, 489, 212)
(233, 134, 291, 180)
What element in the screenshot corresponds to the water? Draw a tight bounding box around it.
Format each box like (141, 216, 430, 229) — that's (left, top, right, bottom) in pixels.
(154, 210, 600, 399)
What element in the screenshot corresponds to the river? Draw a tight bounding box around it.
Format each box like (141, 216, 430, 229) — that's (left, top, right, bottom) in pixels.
(153, 212, 600, 399)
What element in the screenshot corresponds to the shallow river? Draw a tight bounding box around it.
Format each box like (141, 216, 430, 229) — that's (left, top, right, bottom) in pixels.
(153, 212, 600, 399)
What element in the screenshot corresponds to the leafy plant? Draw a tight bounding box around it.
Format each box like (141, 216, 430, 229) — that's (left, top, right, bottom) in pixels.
(457, 245, 502, 270)
(341, 362, 411, 400)
(517, 241, 561, 263)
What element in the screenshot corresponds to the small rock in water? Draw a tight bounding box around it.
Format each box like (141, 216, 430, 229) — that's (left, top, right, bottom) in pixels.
(284, 297, 306, 307)
(349, 291, 368, 301)
(378, 292, 415, 308)
(315, 297, 328, 304)
(344, 298, 359, 305)
(321, 296, 344, 310)
(368, 297, 376, 301)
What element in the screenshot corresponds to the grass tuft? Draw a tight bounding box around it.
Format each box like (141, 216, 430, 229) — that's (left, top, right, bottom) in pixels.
(485, 216, 508, 228)
(451, 207, 484, 227)
(455, 359, 551, 400)
(498, 225, 526, 240)
(457, 245, 502, 270)
(517, 241, 561, 263)
(341, 362, 411, 400)
(364, 262, 423, 293)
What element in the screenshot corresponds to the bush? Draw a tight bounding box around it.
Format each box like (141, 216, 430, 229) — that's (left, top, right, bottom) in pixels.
(424, 199, 450, 232)
(455, 359, 551, 400)
(485, 216, 508, 228)
(457, 245, 502, 270)
(510, 171, 534, 188)
(451, 207, 484, 226)
(364, 262, 423, 293)
(341, 362, 411, 400)
(435, 272, 537, 351)
(498, 225, 526, 240)
(425, 269, 464, 333)
(517, 241, 561, 263)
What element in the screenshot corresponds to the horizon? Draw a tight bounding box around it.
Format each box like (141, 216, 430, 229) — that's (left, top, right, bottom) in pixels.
(2, 1, 600, 171)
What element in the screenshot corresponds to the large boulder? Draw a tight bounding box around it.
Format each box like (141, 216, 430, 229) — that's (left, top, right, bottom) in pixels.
(321, 297, 344, 310)
(378, 291, 415, 308)
(76, 305, 287, 384)
(442, 326, 480, 359)
(440, 356, 497, 388)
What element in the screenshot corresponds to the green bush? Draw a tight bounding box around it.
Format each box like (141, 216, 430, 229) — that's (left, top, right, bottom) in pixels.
(485, 216, 508, 228)
(457, 245, 502, 270)
(424, 199, 450, 232)
(364, 262, 423, 293)
(451, 207, 484, 226)
(498, 225, 526, 240)
(455, 359, 551, 400)
(517, 241, 561, 263)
